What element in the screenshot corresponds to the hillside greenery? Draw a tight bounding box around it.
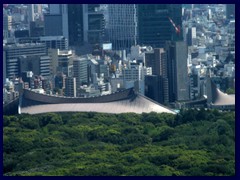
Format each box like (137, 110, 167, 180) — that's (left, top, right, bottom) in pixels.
(3, 109, 235, 176)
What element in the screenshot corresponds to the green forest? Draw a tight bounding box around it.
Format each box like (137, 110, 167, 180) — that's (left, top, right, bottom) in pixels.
(3, 109, 235, 176)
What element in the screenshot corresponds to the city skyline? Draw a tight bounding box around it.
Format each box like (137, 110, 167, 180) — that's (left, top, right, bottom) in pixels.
(3, 3, 236, 177)
(3, 4, 235, 112)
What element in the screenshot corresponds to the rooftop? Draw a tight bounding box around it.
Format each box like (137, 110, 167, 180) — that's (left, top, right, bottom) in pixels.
(212, 88, 235, 106)
(19, 88, 176, 115)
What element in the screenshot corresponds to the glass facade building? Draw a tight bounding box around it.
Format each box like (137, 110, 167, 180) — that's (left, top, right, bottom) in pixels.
(138, 4, 183, 48)
(108, 4, 138, 51)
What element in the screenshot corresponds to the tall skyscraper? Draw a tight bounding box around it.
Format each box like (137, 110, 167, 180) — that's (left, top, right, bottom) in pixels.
(108, 4, 138, 51)
(45, 4, 104, 47)
(145, 48, 169, 104)
(165, 41, 189, 102)
(61, 4, 69, 42)
(44, 4, 69, 43)
(145, 48, 166, 75)
(145, 41, 190, 104)
(44, 14, 63, 36)
(138, 4, 183, 48)
(87, 4, 105, 44)
(68, 4, 84, 46)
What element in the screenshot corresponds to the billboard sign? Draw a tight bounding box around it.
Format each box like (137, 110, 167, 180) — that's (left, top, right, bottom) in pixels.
(102, 43, 112, 50)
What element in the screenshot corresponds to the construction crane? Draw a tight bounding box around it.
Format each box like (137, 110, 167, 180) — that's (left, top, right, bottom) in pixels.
(168, 17, 181, 35)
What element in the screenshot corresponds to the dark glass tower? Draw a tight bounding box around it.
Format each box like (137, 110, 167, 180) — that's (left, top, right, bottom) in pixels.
(138, 4, 183, 48)
(145, 48, 169, 104)
(88, 4, 105, 44)
(68, 4, 84, 46)
(68, 4, 104, 46)
(165, 41, 189, 102)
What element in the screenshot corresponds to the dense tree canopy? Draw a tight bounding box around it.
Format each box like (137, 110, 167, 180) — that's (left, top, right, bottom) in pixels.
(3, 109, 235, 176)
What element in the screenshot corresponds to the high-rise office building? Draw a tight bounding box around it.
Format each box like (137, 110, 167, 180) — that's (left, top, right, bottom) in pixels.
(45, 4, 104, 47)
(39, 56, 51, 78)
(144, 51, 155, 70)
(98, 59, 109, 80)
(108, 4, 138, 51)
(88, 59, 100, 84)
(87, 4, 105, 44)
(44, 14, 63, 36)
(65, 77, 76, 97)
(44, 4, 69, 43)
(19, 55, 50, 78)
(30, 20, 44, 37)
(145, 41, 189, 104)
(122, 63, 152, 82)
(165, 41, 189, 102)
(73, 57, 88, 87)
(3, 43, 47, 80)
(145, 48, 169, 104)
(138, 4, 183, 48)
(122, 62, 152, 94)
(68, 4, 105, 45)
(187, 27, 197, 46)
(155, 48, 169, 103)
(145, 75, 164, 103)
(57, 49, 73, 76)
(68, 4, 84, 46)
(39, 36, 68, 50)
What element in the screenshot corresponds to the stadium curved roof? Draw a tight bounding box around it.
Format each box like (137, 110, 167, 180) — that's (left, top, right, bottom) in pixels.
(208, 79, 235, 106)
(19, 88, 176, 114)
(212, 88, 235, 106)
